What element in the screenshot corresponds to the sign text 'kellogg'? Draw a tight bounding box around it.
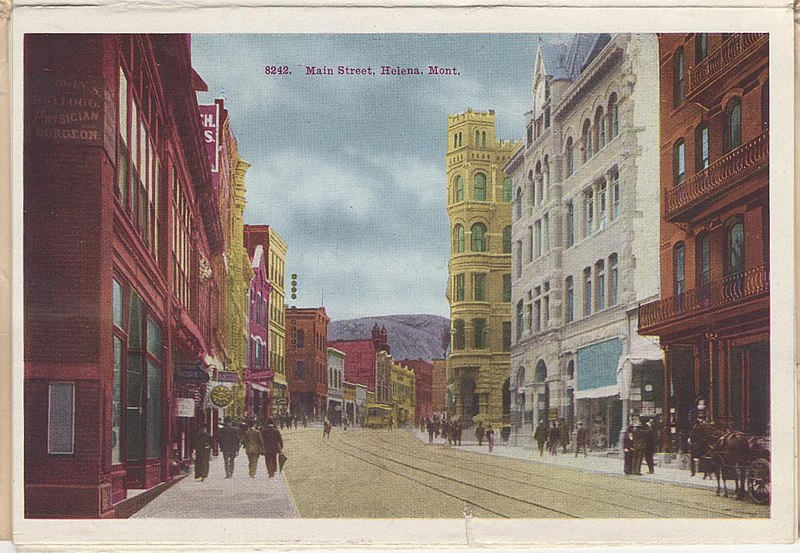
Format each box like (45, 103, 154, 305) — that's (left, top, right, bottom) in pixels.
(27, 76, 105, 145)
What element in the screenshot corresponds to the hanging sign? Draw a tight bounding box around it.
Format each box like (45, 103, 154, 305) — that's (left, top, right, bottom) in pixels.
(216, 371, 240, 383)
(175, 363, 210, 384)
(209, 385, 234, 408)
(176, 398, 196, 417)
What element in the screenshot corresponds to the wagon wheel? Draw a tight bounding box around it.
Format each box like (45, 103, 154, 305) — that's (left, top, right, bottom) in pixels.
(747, 458, 770, 505)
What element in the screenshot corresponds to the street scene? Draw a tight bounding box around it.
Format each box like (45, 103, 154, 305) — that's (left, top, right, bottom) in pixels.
(22, 32, 770, 520)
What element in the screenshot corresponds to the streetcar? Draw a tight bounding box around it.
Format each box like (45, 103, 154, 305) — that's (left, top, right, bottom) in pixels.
(364, 404, 392, 428)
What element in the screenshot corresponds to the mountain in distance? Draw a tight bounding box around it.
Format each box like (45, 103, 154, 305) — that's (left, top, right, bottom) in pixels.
(328, 314, 450, 363)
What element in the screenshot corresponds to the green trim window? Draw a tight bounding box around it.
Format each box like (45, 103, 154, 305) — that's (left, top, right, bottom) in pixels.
(455, 176, 464, 203)
(503, 226, 512, 254)
(503, 177, 513, 202)
(454, 224, 465, 253)
(455, 274, 465, 302)
(473, 274, 487, 302)
(474, 173, 487, 201)
(503, 274, 512, 302)
(471, 223, 487, 252)
(473, 318, 488, 349)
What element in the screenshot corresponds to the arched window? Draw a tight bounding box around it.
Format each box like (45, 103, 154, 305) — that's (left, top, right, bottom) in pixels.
(475, 130, 480, 146)
(727, 217, 745, 275)
(673, 139, 686, 185)
(595, 106, 606, 149)
(695, 33, 708, 62)
(673, 242, 685, 296)
(535, 360, 547, 383)
(471, 223, 487, 252)
(454, 224, 465, 253)
(474, 173, 487, 201)
(566, 360, 575, 380)
(516, 300, 524, 339)
(582, 119, 593, 162)
(565, 276, 574, 323)
(695, 124, 710, 170)
(453, 133, 458, 149)
(455, 176, 464, 202)
(481, 131, 486, 147)
(528, 170, 536, 207)
(595, 260, 605, 311)
(458, 132, 462, 148)
(453, 320, 465, 350)
(515, 188, 523, 219)
(565, 137, 574, 177)
(503, 226, 512, 253)
(503, 177, 513, 202)
(696, 232, 711, 300)
(724, 97, 742, 153)
(673, 47, 685, 106)
(583, 267, 592, 316)
(608, 93, 619, 139)
(543, 156, 550, 191)
(609, 253, 619, 306)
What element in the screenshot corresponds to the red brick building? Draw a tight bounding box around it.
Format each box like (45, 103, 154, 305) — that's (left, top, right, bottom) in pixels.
(329, 324, 389, 393)
(285, 307, 329, 418)
(638, 33, 769, 449)
(398, 359, 434, 423)
(431, 358, 447, 414)
(24, 34, 224, 517)
(245, 243, 272, 419)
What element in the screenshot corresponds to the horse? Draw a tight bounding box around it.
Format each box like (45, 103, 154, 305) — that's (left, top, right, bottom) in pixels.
(707, 429, 750, 498)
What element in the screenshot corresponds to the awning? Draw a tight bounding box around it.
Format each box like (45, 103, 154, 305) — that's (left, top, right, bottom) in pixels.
(574, 384, 619, 400)
(251, 383, 270, 393)
(576, 338, 623, 393)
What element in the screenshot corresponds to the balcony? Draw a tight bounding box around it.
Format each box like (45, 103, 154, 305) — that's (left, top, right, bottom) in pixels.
(687, 33, 768, 101)
(665, 130, 768, 221)
(638, 264, 769, 334)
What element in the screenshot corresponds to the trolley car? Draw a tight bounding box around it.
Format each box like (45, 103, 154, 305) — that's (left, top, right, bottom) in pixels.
(364, 404, 392, 428)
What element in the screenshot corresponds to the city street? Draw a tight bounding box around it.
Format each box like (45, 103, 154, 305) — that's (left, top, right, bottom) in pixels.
(134, 427, 770, 519)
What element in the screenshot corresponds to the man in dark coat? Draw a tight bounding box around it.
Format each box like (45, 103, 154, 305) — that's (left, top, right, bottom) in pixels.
(643, 421, 656, 474)
(455, 420, 463, 446)
(241, 421, 265, 478)
(558, 420, 570, 453)
(261, 417, 284, 478)
(217, 417, 242, 478)
(193, 426, 213, 481)
(575, 421, 588, 457)
(427, 418, 434, 444)
(475, 421, 485, 446)
(632, 423, 646, 475)
(623, 425, 634, 474)
(533, 421, 547, 456)
(548, 422, 559, 455)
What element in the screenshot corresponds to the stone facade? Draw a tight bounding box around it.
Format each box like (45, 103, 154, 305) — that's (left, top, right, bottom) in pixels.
(505, 34, 663, 451)
(445, 109, 520, 431)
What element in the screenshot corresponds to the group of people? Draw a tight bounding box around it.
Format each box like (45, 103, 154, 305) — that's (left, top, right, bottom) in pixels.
(192, 416, 285, 481)
(622, 420, 657, 476)
(274, 413, 308, 430)
(422, 416, 464, 446)
(473, 421, 496, 452)
(533, 419, 574, 456)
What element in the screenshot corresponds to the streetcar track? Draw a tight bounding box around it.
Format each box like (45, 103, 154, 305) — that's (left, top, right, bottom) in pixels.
(326, 434, 579, 518)
(360, 431, 758, 519)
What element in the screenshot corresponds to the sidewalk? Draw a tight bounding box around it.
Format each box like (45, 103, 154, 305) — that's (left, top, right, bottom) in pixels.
(408, 429, 718, 491)
(132, 454, 299, 518)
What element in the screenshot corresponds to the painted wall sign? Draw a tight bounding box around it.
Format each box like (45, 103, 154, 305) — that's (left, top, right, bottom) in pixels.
(27, 76, 105, 146)
(198, 102, 220, 173)
(176, 398, 196, 418)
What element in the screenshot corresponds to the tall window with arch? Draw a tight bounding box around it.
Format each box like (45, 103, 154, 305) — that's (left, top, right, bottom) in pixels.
(543, 156, 550, 191)
(515, 188, 523, 220)
(595, 260, 605, 311)
(582, 119, 593, 162)
(503, 177, 513, 202)
(503, 226, 512, 254)
(471, 222, 487, 252)
(583, 267, 592, 317)
(695, 124, 710, 171)
(565, 201, 574, 247)
(608, 93, 619, 139)
(673, 139, 686, 185)
(474, 173, 487, 201)
(696, 232, 711, 301)
(673, 242, 686, 297)
(516, 300, 524, 339)
(727, 217, 745, 275)
(565, 276, 574, 323)
(598, 180, 607, 229)
(595, 106, 606, 149)
(454, 224, 465, 253)
(565, 137, 574, 177)
(475, 129, 480, 146)
(515, 241, 522, 278)
(609, 253, 618, 306)
(695, 33, 708, 62)
(528, 170, 536, 208)
(611, 170, 621, 220)
(724, 97, 742, 154)
(673, 47, 685, 106)
(481, 131, 487, 147)
(455, 176, 465, 202)
(585, 188, 594, 236)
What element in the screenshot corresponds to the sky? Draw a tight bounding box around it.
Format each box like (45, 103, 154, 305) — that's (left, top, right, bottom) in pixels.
(192, 34, 561, 321)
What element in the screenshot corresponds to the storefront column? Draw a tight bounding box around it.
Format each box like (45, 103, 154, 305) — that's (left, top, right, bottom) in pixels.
(662, 346, 671, 452)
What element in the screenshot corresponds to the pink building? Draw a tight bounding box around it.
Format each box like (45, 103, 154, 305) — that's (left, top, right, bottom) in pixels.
(245, 244, 272, 419)
(329, 324, 389, 393)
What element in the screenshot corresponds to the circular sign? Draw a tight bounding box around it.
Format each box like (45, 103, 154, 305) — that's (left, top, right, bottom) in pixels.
(644, 384, 654, 392)
(209, 385, 234, 408)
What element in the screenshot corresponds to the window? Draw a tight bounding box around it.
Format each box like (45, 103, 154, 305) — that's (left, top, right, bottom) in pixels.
(503, 274, 512, 303)
(526, 292, 533, 331)
(526, 226, 534, 263)
(673, 140, 686, 185)
(565, 137, 574, 177)
(596, 107, 606, 149)
(453, 133, 458, 149)
(48, 382, 75, 454)
(454, 224, 465, 253)
(695, 124, 710, 171)
(296, 329, 305, 348)
(534, 286, 541, 332)
(611, 170, 621, 220)
(544, 107, 551, 129)
(585, 188, 594, 236)
(565, 276, 574, 323)
(534, 220, 542, 258)
(697, 233, 711, 288)
(566, 202, 574, 247)
(543, 282, 550, 327)
(455, 176, 464, 202)
(543, 157, 550, 191)
(475, 130, 480, 145)
(674, 243, 686, 296)
(453, 320, 465, 350)
(529, 171, 536, 208)
(527, 124, 533, 145)
(609, 254, 619, 306)
(473, 319, 488, 349)
(502, 322, 512, 351)
(295, 360, 306, 380)
(543, 214, 550, 253)
(695, 33, 708, 62)
(608, 94, 619, 139)
(595, 260, 605, 311)
(503, 226, 512, 253)
(172, 167, 192, 309)
(673, 47, 685, 106)
(727, 218, 745, 274)
(516, 301, 524, 339)
(503, 177, 513, 202)
(582, 120, 593, 162)
(515, 188, 523, 219)
(473, 273, 486, 302)
(471, 223, 487, 252)
(598, 182, 607, 229)
(455, 274, 465, 302)
(482, 131, 487, 147)
(515, 241, 522, 278)
(583, 267, 592, 317)
(724, 97, 742, 153)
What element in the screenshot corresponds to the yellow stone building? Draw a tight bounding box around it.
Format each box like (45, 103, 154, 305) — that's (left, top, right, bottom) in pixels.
(390, 361, 416, 427)
(445, 109, 520, 433)
(267, 230, 289, 411)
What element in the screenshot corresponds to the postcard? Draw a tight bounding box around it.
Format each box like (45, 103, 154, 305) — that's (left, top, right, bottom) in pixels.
(7, 2, 796, 550)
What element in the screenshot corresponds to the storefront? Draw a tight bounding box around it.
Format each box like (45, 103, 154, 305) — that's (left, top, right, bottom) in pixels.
(574, 338, 623, 450)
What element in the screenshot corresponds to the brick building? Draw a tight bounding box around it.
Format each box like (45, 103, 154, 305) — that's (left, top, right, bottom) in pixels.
(638, 33, 770, 448)
(285, 307, 329, 418)
(245, 243, 272, 419)
(431, 358, 447, 413)
(328, 324, 390, 393)
(398, 359, 434, 423)
(24, 34, 223, 517)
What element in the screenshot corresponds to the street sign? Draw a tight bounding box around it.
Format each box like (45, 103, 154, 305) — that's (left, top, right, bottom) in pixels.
(175, 364, 210, 384)
(216, 371, 239, 383)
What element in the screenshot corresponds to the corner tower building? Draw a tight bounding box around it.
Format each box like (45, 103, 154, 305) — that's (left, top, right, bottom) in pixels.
(445, 109, 520, 434)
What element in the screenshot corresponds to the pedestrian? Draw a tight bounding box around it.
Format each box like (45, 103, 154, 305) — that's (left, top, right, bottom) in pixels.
(241, 421, 265, 478)
(558, 419, 570, 454)
(548, 422, 559, 455)
(323, 418, 332, 438)
(455, 420, 463, 446)
(388, 415, 394, 431)
(433, 417, 440, 439)
(486, 424, 495, 453)
(533, 421, 547, 456)
(303, 415, 309, 428)
(261, 417, 284, 478)
(343, 415, 350, 431)
(475, 421, 485, 446)
(643, 421, 656, 474)
(193, 426, 213, 481)
(632, 422, 646, 476)
(427, 418, 434, 444)
(623, 424, 635, 475)
(293, 414, 298, 429)
(575, 421, 588, 457)
(217, 417, 242, 478)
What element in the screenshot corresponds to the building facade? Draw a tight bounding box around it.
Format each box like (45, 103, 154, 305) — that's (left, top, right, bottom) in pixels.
(285, 307, 330, 418)
(431, 358, 447, 414)
(245, 243, 272, 419)
(505, 34, 663, 451)
(329, 324, 390, 393)
(445, 109, 519, 431)
(24, 34, 225, 516)
(375, 351, 393, 405)
(327, 348, 345, 424)
(638, 33, 769, 449)
(398, 359, 434, 423)
(391, 362, 416, 427)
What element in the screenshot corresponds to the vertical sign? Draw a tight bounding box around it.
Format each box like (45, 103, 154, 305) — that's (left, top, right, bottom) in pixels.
(199, 102, 220, 173)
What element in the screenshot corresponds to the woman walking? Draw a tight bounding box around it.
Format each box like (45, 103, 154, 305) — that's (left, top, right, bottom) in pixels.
(486, 424, 495, 453)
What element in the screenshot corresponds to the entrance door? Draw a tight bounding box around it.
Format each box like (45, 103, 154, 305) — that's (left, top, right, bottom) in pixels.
(461, 378, 479, 422)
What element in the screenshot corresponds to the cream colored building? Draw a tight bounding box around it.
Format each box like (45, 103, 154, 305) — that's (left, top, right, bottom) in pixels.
(446, 109, 520, 432)
(504, 34, 662, 450)
(268, 229, 289, 410)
